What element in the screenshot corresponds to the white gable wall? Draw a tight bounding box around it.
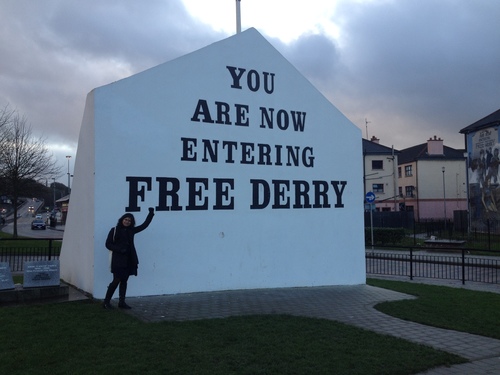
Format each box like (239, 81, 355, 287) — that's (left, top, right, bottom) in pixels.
(60, 92, 96, 293)
(61, 29, 365, 298)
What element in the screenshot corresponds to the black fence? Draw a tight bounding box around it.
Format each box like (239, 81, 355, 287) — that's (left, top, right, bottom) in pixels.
(365, 210, 500, 251)
(0, 238, 62, 272)
(418, 218, 500, 250)
(366, 246, 500, 285)
(2, 237, 499, 286)
(364, 211, 415, 229)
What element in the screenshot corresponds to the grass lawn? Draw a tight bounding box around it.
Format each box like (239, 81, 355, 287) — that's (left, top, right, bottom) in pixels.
(0, 235, 61, 256)
(0, 301, 464, 375)
(367, 278, 500, 339)
(0, 295, 466, 375)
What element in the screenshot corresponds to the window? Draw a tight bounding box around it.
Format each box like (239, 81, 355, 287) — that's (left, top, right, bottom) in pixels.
(372, 183, 384, 193)
(404, 165, 412, 177)
(398, 187, 403, 196)
(405, 186, 414, 197)
(398, 167, 402, 178)
(372, 160, 383, 170)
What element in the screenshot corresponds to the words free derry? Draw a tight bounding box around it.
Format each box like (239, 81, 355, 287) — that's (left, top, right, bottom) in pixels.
(126, 66, 348, 212)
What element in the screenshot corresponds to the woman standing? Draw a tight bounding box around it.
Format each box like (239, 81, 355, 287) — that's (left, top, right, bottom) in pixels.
(103, 207, 155, 309)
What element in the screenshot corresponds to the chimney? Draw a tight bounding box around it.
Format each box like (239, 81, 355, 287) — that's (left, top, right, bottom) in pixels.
(427, 135, 444, 155)
(370, 136, 380, 144)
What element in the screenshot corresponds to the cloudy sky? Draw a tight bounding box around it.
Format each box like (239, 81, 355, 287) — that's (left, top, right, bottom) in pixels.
(1, 0, 499, 183)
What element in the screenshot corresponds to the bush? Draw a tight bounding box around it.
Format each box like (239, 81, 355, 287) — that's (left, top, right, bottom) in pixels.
(365, 227, 405, 245)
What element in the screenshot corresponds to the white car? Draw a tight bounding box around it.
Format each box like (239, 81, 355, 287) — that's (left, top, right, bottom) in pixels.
(35, 214, 43, 219)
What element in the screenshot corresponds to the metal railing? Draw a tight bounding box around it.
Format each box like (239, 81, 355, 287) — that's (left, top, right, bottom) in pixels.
(0, 238, 63, 272)
(3, 238, 499, 285)
(366, 246, 500, 284)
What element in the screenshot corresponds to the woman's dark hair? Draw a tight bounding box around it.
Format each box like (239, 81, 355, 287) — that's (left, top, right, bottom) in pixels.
(117, 213, 136, 227)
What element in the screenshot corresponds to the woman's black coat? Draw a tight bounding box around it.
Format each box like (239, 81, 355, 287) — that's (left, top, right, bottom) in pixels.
(105, 210, 154, 276)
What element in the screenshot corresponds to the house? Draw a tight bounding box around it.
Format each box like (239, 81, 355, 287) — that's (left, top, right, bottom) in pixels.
(398, 136, 467, 221)
(459, 108, 500, 232)
(363, 136, 400, 211)
(55, 194, 70, 224)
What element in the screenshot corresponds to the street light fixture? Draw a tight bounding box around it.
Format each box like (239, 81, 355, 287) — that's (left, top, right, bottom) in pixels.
(66, 155, 71, 192)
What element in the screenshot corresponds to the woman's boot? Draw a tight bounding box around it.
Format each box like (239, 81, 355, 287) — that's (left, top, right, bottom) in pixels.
(103, 281, 118, 309)
(118, 282, 131, 309)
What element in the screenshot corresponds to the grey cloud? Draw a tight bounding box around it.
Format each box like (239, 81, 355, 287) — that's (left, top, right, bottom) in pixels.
(0, 0, 225, 146)
(329, 0, 500, 148)
(281, 33, 341, 90)
(47, 0, 223, 69)
(1, 0, 499, 170)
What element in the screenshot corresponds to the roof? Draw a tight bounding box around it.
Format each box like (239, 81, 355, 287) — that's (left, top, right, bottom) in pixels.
(56, 194, 70, 203)
(459, 109, 500, 134)
(398, 143, 465, 164)
(362, 139, 400, 155)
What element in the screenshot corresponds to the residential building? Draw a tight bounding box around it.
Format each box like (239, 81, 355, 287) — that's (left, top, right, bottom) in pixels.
(362, 137, 400, 211)
(398, 136, 467, 221)
(459, 108, 500, 232)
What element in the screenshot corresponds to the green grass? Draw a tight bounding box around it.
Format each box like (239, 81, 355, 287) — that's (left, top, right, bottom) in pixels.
(0, 231, 11, 239)
(0, 235, 61, 255)
(0, 299, 465, 375)
(367, 278, 500, 339)
(12, 275, 22, 284)
(2, 239, 498, 375)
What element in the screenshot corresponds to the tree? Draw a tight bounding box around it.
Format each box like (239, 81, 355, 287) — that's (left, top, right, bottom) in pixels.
(0, 106, 61, 237)
(0, 105, 16, 205)
(0, 105, 15, 178)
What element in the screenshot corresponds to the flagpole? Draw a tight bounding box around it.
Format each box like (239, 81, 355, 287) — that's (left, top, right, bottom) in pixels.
(236, 0, 241, 33)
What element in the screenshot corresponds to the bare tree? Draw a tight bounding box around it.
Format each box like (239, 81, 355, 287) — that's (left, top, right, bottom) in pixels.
(0, 105, 16, 213)
(0, 108, 61, 237)
(0, 105, 15, 152)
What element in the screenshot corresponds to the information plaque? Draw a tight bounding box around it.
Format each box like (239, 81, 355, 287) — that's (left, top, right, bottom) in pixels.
(0, 262, 15, 290)
(23, 260, 60, 288)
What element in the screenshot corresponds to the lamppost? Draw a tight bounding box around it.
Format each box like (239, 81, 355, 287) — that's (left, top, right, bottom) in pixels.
(66, 155, 71, 192)
(52, 177, 56, 208)
(442, 167, 447, 233)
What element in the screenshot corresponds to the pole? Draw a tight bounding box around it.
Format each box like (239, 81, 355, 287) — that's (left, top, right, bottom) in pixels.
(442, 167, 447, 233)
(52, 177, 56, 208)
(370, 205, 374, 250)
(66, 155, 71, 191)
(236, 0, 241, 33)
(392, 146, 397, 212)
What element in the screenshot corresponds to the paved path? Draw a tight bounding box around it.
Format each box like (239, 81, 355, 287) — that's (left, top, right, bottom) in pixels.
(111, 277, 500, 375)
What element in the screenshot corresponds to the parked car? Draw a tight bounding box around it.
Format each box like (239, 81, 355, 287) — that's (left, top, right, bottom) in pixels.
(31, 219, 46, 230)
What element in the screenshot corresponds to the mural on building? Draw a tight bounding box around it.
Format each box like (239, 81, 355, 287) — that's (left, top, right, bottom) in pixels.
(467, 126, 500, 231)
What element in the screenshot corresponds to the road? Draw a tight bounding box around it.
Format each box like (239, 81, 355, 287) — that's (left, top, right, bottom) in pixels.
(1, 199, 63, 239)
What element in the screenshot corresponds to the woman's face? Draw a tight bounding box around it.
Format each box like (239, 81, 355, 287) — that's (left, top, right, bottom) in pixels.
(122, 217, 132, 227)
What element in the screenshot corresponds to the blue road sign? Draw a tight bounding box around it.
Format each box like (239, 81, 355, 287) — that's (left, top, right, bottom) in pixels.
(365, 191, 376, 203)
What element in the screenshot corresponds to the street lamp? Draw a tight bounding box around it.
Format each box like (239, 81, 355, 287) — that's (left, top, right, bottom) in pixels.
(442, 167, 447, 233)
(66, 155, 71, 192)
(52, 177, 56, 208)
